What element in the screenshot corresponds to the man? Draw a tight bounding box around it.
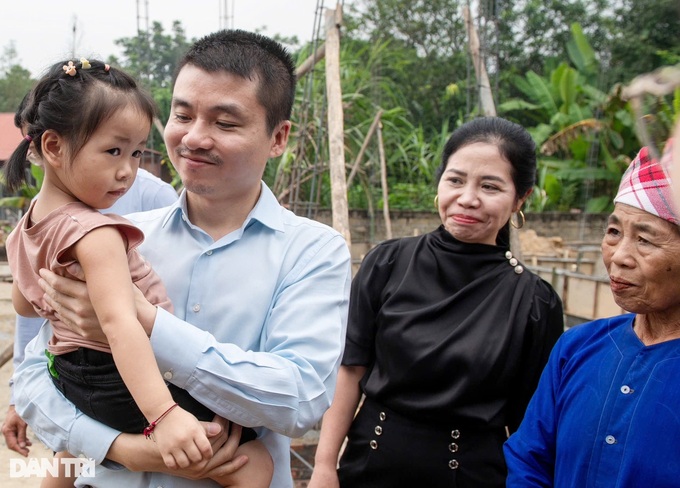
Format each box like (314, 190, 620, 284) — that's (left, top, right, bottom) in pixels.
(14, 29, 351, 487)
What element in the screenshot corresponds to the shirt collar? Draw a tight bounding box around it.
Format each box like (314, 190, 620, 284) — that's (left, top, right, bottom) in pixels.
(160, 181, 285, 233)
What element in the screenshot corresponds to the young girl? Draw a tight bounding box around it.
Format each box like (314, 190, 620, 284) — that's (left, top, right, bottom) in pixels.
(5, 58, 272, 488)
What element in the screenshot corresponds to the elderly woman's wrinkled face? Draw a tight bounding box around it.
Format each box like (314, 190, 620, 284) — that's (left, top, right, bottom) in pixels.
(437, 142, 524, 245)
(602, 203, 680, 314)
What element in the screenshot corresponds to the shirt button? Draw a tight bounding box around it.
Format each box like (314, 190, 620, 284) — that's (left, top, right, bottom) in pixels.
(605, 435, 616, 445)
(379, 412, 387, 421)
(163, 371, 173, 380)
(192, 304, 201, 313)
(620, 385, 632, 394)
(206, 250, 213, 255)
(448, 459, 459, 469)
(451, 429, 460, 439)
(369, 440, 378, 450)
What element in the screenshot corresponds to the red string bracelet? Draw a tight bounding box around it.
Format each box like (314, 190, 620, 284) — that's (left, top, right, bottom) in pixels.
(144, 403, 179, 439)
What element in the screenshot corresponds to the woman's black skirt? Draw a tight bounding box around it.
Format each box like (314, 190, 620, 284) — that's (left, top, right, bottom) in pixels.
(337, 397, 507, 488)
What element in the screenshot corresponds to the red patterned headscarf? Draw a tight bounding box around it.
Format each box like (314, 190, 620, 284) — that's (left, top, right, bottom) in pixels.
(614, 140, 678, 225)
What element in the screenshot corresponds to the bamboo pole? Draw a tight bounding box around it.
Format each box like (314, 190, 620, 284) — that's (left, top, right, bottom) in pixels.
(377, 121, 392, 240)
(296, 43, 326, 78)
(463, 6, 496, 117)
(0, 343, 12, 369)
(152, 116, 165, 139)
(325, 4, 351, 246)
(347, 109, 384, 188)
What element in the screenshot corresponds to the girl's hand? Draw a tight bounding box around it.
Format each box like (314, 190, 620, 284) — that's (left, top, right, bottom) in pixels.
(151, 405, 213, 469)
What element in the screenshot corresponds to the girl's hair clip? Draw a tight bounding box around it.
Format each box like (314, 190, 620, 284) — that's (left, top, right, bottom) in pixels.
(80, 58, 91, 69)
(63, 61, 77, 77)
(104, 64, 110, 72)
(24, 135, 32, 142)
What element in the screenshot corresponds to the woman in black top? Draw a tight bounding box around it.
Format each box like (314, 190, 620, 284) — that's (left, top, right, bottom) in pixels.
(309, 117, 564, 488)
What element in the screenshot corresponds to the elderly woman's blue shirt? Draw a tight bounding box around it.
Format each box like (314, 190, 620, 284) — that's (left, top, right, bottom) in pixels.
(505, 314, 680, 487)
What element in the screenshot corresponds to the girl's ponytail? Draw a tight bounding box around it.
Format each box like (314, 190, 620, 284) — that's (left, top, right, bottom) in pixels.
(4, 136, 33, 192)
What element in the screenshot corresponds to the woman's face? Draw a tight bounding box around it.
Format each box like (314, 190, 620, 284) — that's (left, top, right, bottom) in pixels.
(437, 142, 525, 245)
(602, 203, 680, 315)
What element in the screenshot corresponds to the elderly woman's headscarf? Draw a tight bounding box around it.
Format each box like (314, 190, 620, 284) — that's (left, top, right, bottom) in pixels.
(614, 140, 679, 225)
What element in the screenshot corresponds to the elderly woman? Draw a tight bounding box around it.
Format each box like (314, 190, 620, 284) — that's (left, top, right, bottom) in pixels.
(504, 141, 680, 487)
(309, 117, 564, 488)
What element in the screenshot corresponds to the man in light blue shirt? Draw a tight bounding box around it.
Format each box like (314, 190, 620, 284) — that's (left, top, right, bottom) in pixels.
(14, 29, 351, 488)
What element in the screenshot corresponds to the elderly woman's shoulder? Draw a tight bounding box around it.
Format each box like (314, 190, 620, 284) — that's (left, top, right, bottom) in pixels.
(560, 313, 635, 346)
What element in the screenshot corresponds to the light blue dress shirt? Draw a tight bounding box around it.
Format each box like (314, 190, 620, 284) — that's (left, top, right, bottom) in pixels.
(14, 182, 351, 488)
(9, 168, 177, 402)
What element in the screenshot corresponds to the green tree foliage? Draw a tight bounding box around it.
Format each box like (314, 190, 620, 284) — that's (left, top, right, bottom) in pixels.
(111, 20, 194, 132)
(607, 0, 680, 84)
(495, 0, 611, 79)
(500, 23, 639, 212)
(112, 20, 192, 90)
(345, 0, 469, 135)
(0, 42, 34, 112)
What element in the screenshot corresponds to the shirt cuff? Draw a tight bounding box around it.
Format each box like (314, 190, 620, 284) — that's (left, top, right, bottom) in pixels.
(69, 413, 120, 464)
(150, 307, 208, 388)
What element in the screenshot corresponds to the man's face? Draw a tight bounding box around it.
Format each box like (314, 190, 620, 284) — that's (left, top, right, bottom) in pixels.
(164, 64, 290, 204)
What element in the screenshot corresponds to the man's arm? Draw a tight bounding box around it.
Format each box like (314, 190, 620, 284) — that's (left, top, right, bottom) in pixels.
(151, 234, 352, 437)
(3, 315, 44, 456)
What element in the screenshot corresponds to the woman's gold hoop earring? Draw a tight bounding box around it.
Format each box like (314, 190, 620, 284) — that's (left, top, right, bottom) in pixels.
(434, 195, 439, 209)
(511, 210, 525, 229)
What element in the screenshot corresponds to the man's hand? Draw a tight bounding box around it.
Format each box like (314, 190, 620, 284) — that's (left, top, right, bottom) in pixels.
(200, 420, 249, 482)
(2, 405, 32, 456)
(166, 417, 249, 481)
(108, 417, 248, 479)
(38, 265, 157, 338)
(38, 266, 105, 341)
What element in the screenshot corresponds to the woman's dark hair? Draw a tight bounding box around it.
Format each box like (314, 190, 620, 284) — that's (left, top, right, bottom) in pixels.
(436, 117, 537, 246)
(174, 29, 296, 135)
(436, 117, 537, 199)
(4, 59, 157, 192)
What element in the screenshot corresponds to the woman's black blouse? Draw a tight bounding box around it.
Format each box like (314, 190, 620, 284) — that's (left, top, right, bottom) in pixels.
(342, 225, 564, 432)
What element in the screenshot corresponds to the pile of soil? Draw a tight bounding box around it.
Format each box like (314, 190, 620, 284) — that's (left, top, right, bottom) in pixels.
(519, 229, 566, 257)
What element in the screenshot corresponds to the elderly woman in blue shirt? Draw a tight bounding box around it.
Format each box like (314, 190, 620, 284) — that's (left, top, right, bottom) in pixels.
(504, 140, 680, 487)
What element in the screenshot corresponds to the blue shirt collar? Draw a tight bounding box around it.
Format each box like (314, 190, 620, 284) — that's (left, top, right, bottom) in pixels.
(160, 181, 285, 233)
